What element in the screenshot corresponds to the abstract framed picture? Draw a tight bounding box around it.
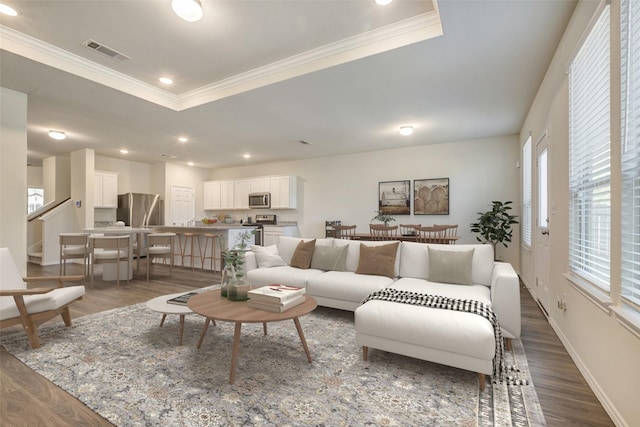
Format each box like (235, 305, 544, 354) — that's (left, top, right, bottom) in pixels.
(378, 180, 410, 215)
(414, 178, 449, 215)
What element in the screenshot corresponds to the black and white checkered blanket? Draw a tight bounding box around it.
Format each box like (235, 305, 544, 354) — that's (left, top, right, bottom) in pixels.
(362, 288, 505, 381)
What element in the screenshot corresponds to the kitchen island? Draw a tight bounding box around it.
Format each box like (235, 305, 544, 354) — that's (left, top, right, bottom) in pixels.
(153, 224, 258, 271)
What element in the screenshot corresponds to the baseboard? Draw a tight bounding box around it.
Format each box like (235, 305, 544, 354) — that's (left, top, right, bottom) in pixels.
(548, 318, 627, 427)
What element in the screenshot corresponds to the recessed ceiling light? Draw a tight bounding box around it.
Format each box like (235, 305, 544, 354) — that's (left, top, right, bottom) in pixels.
(178, 137, 188, 143)
(172, 0, 203, 22)
(399, 125, 414, 136)
(375, 0, 393, 5)
(243, 154, 251, 159)
(187, 162, 194, 166)
(120, 149, 129, 154)
(0, 3, 18, 16)
(48, 130, 66, 140)
(159, 77, 173, 85)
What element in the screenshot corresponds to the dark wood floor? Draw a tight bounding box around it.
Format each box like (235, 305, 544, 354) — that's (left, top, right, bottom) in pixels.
(0, 262, 614, 426)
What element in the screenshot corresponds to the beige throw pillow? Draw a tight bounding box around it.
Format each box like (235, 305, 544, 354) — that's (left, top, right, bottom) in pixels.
(355, 242, 399, 278)
(428, 247, 475, 285)
(290, 239, 316, 269)
(310, 245, 348, 271)
(251, 245, 286, 268)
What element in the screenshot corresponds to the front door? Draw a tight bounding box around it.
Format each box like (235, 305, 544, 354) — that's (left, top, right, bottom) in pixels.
(170, 185, 195, 226)
(535, 133, 551, 316)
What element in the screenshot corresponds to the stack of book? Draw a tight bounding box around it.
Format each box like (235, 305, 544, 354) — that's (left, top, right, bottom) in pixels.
(247, 285, 306, 312)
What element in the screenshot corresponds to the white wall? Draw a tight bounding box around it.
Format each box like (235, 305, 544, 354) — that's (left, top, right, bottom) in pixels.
(27, 166, 43, 188)
(209, 135, 521, 269)
(520, 2, 639, 426)
(0, 88, 28, 273)
(95, 155, 154, 194)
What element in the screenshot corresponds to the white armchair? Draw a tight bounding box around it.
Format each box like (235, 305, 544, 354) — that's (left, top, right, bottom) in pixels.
(0, 247, 85, 348)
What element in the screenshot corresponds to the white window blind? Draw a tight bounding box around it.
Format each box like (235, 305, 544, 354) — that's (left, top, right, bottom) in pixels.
(568, 5, 611, 290)
(621, 0, 640, 307)
(522, 136, 532, 247)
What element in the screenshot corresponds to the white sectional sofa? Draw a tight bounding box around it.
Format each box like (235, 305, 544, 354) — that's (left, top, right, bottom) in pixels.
(243, 236, 520, 387)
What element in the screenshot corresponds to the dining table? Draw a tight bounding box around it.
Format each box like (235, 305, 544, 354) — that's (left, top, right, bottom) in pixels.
(350, 233, 459, 244)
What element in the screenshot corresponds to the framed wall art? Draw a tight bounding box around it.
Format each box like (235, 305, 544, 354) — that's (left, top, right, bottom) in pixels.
(414, 178, 449, 215)
(378, 180, 410, 215)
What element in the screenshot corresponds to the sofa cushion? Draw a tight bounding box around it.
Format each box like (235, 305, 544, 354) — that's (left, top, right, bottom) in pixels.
(306, 271, 394, 303)
(250, 245, 286, 268)
(428, 247, 474, 285)
(290, 239, 316, 269)
(399, 242, 494, 286)
(277, 237, 333, 265)
(355, 242, 400, 278)
(245, 266, 324, 289)
(310, 245, 348, 271)
(392, 277, 491, 305)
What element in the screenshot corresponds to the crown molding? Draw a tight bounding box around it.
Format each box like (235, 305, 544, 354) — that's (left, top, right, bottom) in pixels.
(0, 8, 442, 112)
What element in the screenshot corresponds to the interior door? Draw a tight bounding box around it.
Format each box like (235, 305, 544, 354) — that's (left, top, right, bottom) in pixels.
(170, 185, 195, 226)
(535, 133, 551, 315)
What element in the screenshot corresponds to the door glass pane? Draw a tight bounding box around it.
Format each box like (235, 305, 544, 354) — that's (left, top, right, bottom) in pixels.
(27, 188, 44, 214)
(538, 149, 548, 228)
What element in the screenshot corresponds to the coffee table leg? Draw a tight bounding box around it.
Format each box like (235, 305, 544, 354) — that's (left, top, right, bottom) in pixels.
(159, 314, 167, 327)
(263, 322, 267, 335)
(197, 318, 211, 349)
(293, 317, 312, 363)
(229, 322, 242, 384)
(178, 314, 185, 346)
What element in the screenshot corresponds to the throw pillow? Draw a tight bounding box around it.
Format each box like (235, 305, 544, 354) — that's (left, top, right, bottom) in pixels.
(290, 239, 316, 269)
(310, 245, 348, 271)
(251, 245, 286, 268)
(428, 247, 475, 285)
(355, 242, 399, 278)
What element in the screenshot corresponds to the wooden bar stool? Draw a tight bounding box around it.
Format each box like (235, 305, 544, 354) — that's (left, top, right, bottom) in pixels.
(201, 233, 222, 272)
(181, 232, 201, 269)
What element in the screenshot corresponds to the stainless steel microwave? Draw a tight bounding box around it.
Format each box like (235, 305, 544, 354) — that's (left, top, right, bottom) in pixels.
(248, 192, 270, 209)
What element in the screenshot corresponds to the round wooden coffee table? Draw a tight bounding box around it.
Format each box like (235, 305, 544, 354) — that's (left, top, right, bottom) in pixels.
(188, 289, 318, 384)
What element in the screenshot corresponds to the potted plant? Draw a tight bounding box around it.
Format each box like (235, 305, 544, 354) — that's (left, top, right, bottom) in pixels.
(470, 201, 519, 260)
(371, 211, 396, 226)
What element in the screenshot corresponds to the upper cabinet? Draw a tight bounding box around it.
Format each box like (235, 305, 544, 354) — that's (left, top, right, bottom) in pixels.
(94, 171, 118, 208)
(204, 175, 298, 210)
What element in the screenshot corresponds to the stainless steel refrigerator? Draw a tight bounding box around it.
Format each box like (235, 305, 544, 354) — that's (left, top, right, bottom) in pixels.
(117, 193, 163, 227)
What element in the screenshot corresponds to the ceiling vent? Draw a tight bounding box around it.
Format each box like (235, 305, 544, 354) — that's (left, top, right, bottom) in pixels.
(161, 153, 178, 159)
(83, 39, 131, 62)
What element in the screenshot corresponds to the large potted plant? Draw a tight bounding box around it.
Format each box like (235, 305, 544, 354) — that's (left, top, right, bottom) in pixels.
(470, 201, 519, 260)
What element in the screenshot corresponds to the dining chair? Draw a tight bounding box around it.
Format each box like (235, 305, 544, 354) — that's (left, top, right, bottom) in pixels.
(434, 224, 459, 244)
(333, 225, 357, 240)
(59, 233, 90, 281)
(399, 224, 420, 236)
(415, 225, 448, 244)
(147, 232, 175, 281)
(89, 235, 130, 289)
(369, 224, 399, 241)
(0, 247, 85, 349)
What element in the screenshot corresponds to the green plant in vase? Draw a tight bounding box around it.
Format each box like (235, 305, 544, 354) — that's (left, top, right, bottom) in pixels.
(224, 229, 255, 301)
(371, 210, 396, 226)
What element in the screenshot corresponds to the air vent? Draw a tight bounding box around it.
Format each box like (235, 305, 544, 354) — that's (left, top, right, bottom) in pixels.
(298, 140, 313, 145)
(161, 154, 178, 159)
(83, 39, 131, 62)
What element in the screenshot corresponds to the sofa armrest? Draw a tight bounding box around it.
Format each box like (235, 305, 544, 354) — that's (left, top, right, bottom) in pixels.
(490, 262, 521, 339)
(243, 251, 258, 273)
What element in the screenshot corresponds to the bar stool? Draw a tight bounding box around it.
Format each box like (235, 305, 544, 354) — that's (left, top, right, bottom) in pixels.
(201, 233, 222, 272)
(147, 232, 175, 280)
(181, 232, 201, 269)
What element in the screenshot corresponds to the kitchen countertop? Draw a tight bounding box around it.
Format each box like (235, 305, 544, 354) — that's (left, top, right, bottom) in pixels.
(154, 224, 258, 231)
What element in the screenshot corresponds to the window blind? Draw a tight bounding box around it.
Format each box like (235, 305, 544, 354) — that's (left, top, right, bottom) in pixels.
(568, 5, 611, 290)
(522, 136, 532, 247)
(621, 0, 640, 307)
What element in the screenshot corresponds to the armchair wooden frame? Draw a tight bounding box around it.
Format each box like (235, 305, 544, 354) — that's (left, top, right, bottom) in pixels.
(0, 275, 84, 349)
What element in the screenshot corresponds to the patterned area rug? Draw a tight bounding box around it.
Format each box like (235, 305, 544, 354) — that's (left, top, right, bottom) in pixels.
(1, 302, 545, 426)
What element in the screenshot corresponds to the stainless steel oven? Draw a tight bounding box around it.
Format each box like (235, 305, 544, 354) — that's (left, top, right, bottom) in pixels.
(248, 192, 270, 209)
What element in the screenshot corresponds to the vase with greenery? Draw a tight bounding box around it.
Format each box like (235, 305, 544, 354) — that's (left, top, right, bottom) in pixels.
(223, 229, 255, 301)
(371, 211, 396, 226)
(470, 201, 519, 260)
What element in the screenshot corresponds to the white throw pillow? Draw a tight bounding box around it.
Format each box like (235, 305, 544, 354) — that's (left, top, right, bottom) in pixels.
(251, 245, 286, 268)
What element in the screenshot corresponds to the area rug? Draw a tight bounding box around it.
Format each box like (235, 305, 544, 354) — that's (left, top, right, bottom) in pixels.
(1, 302, 545, 426)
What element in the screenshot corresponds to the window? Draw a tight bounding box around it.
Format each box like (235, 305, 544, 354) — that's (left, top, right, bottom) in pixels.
(568, 5, 611, 291)
(621, 0, 640, 308)
(522, 136, 532, 247)
(27, 188, 44, 214)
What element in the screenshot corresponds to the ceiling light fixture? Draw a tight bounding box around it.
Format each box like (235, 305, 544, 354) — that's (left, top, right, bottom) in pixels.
(178, 137, 188, 142)
(48, 130, 66, 140)
(187, 161, 194, 166)
(171, 0, 203, 22)
(159, 77, 173, 85)
(120, 149, 129, 154)
(399, 125, 414, 136)
(243, 154, 251, 159)
(0, 3, 18, 16)
(375, 0, 393, 6)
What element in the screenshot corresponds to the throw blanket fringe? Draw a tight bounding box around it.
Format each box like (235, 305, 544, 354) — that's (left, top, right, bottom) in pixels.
(362, 288, 505, 381)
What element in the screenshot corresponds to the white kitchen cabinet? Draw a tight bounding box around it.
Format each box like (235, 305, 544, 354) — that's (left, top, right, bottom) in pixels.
(220, 181, 235, 209)
(250, 177, 270, 193)
(203, 181, 221, 210)
(94, 171, 118, 208)
(262, 225, 299, 246)
(234, 179, 251, 209)
(270, 175, 297, 209)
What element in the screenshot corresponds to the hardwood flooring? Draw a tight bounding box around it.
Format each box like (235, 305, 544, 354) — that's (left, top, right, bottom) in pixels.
(0, 262, 614, 426)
